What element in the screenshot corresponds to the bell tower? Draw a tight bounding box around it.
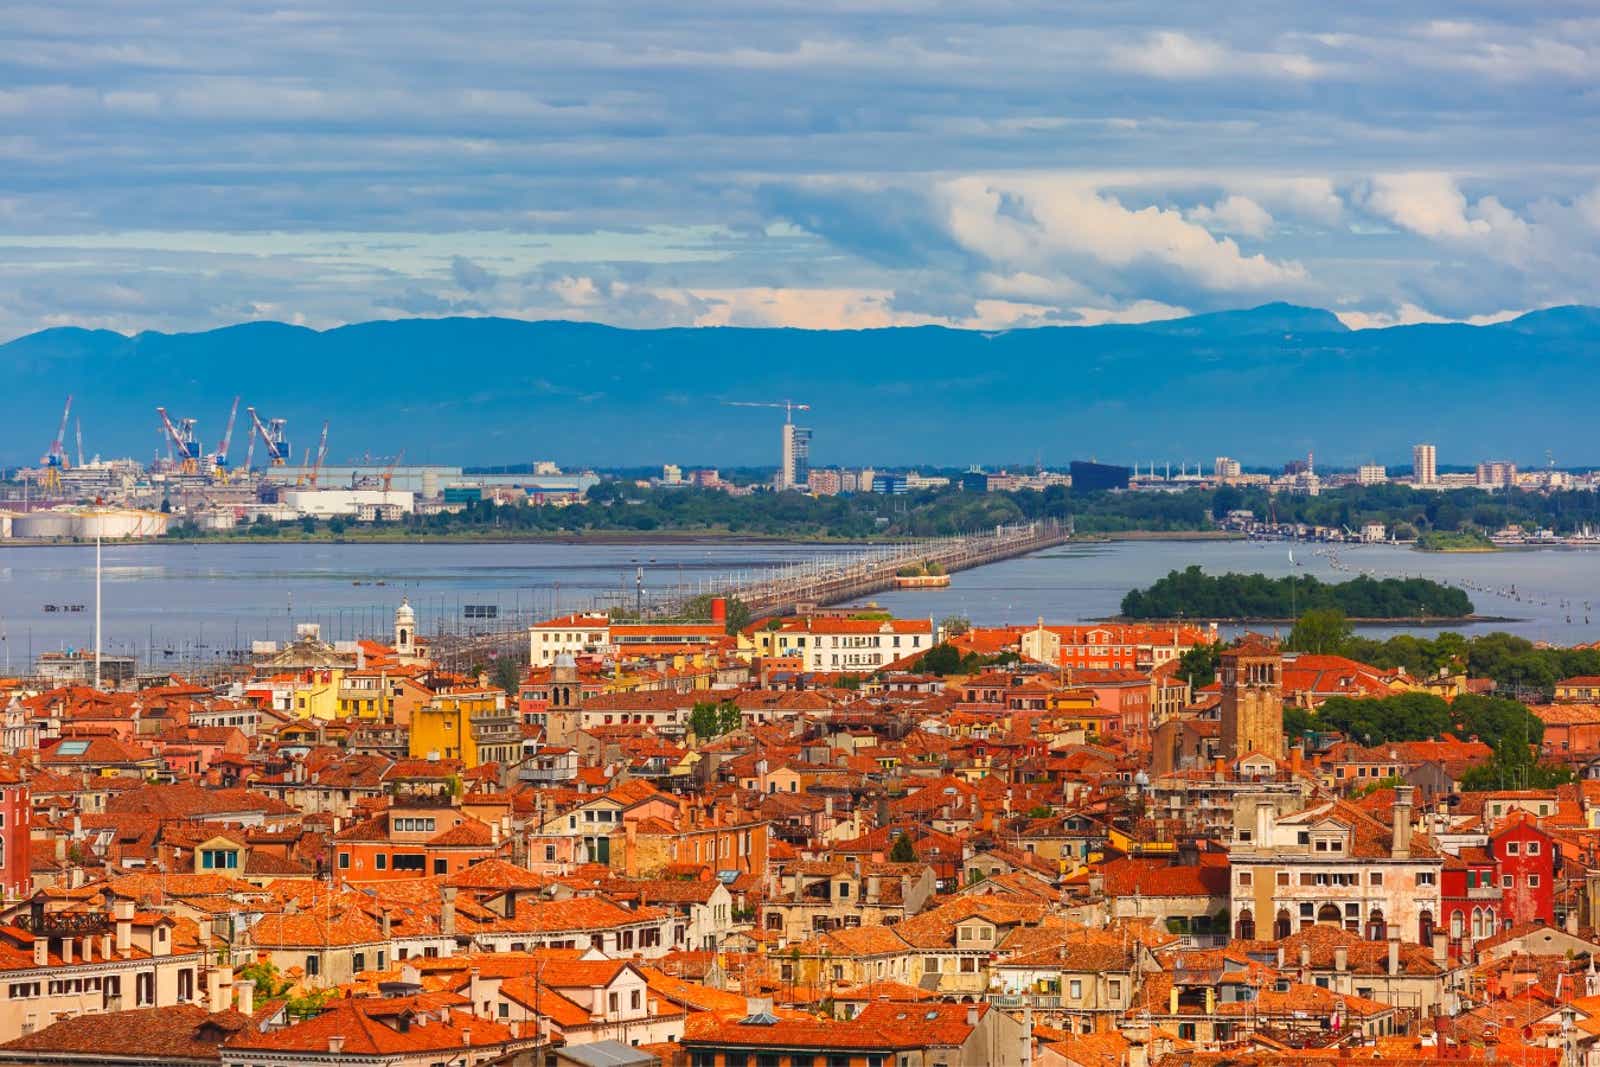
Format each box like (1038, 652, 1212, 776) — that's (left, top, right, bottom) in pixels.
(1220, 640, 1284, 761)
(394, 598, 416, 658)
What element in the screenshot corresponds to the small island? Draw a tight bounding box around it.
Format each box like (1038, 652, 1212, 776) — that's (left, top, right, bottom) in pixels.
(1119, 565, 1475, 621)
(1415, 529, 1497, 553)
(894, 560, 951, 588)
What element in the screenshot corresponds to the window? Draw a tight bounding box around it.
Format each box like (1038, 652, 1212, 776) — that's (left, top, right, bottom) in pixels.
(1506, 842, 1520, 855)
(1529, 875, 1540, 887)
(353, 952, 366, 973)
(609, 992, 620, 1013)
(1238, 871, 1252, 886)
(959, 957, 978, 973)
(1528, 841, 1541, 855)
(338, 852, 351, 870)
(1370, 872, 1383, 886)
(392, 854, 426, 872)
(306, 955, 320, 977)
(375, 853, 387, 870)
(1503, 875, 1515, 888)
(1110, 979, 1123, 999)
(1069, 979, 1083, 998)
(1415, 872, 1436, 887)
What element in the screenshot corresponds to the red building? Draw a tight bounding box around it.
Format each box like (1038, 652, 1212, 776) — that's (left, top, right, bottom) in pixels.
(0, 767, 30, 901)
(1440, 846, 1501, 957)
(1491, 813, 1556, 928)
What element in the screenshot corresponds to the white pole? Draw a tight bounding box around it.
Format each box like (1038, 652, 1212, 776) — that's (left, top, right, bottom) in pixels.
(94, 533, 102, 690)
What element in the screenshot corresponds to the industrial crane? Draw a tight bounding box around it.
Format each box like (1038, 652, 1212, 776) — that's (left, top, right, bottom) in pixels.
(243, 418, 257, 474)
(382, 449, 405, 492)
(156, 407, 201, 474)
(307, 421, 329, 488)
(75, 419, 84, 469)
(209, 396, 240, 481)
(39, 396, 72, 491)
(723, 399, 810, 423)
(246, 407, 290, 466)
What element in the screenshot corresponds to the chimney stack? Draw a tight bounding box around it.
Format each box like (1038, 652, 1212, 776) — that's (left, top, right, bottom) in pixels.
(1387, 938, 1400, 976)
(1391, 785, 1415, 859)
(237, 978, 255, 1016)
(441, 887, 457, 937)
(327, 1036, 345, 1054)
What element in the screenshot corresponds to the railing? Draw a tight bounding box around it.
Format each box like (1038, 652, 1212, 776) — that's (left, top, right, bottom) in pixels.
(16, 911, 110, 936)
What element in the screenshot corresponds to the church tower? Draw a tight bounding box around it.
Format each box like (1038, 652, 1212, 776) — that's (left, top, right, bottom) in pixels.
(1220, 640, 1284, 761)
(394, 598, 416, 659)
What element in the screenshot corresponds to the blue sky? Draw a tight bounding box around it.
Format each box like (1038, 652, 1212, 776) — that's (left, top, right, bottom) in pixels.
(2, 1, 1598, 341)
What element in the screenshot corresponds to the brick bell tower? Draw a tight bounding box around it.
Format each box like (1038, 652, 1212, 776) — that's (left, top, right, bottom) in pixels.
(1220, 639, 1284, 761)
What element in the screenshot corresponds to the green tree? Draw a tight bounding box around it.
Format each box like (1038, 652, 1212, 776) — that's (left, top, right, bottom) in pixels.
(1287, 608, 1354, 655)
(889, 833, 919, 862)
(916, 644, 965, 676)
(1175, 644, 1223, 689)
(940, 615, 972, 637)
(689, 701, 721, 740)
(716, 700, 743, 735)
(1283, 705, 1317, 739)
(489, 656, 523, 695)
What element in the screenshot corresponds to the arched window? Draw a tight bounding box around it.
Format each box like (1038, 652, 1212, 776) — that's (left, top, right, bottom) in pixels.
(1236, 909, 1255, 940)
(1318, 903, 1342, 926)
(1365, 909, 1387, 942)
(1451, 911, 1464, 939)
(1274, 909, 1292, 939)
(1419, 909, 1435, 945)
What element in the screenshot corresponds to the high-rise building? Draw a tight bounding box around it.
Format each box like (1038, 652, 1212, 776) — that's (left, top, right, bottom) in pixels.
(1476, 460, 1517, 488)
(1412, 444, 1437, 485)
(1357, 463, 1387, 486)
(1220, 640, 1284, 761)
(780, 423, 812, 490)
(1214, 456, 1242, 481)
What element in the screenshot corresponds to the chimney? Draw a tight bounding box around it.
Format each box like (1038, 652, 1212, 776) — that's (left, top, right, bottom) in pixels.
(1392, 785, 1415, 859)
(1275, 945, 1285, 969)
(207, 967, 226, 1011)
(966, 1005, 980, 1027)
(237, 978, 255, 1016)
(80, 935, 92, 963)
(1568, 910, 1580, 935)
(1299, 944, 1311, 982)
(380, 908, 392, 941)
(440, 887, 457, 937)
(327, 1035, 345, 1054)
(61, 935, 73, 965)
(1335, 944, 1348, 973)
(1432, 931, 1448, 966)
(462, 1028, 472, 1046)
(1254, 801, 1274, 849)
(1387, 938, 1400, 976)
(100, 933, 112, 960)
(468, 968, 484, 1016)
(32, 937, 46, 966)
(114, 899, 133, 955)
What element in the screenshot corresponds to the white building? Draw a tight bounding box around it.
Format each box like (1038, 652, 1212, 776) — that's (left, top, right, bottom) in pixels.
(1357, 464, 1388, 485)
(755, 616, 936, 672)
(1412, 444, 1437, 486)
(278, 489, 415, 518)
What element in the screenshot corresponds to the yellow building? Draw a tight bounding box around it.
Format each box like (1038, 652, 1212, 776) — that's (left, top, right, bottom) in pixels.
(287, 670, 344, 720)
(408, 688, 519, 768)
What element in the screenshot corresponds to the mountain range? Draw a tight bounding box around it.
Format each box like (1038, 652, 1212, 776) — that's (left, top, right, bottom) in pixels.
(4, 303, 1598, 469)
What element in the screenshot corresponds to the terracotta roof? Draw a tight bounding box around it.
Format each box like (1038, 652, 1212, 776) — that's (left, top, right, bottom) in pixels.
(0, 1004, 251, 1061)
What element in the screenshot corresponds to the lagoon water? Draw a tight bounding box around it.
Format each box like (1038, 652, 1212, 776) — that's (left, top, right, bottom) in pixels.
(3, 538, 1599, 670)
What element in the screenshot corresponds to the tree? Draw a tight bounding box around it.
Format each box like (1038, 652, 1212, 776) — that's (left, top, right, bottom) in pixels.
(689, 701, 721, 740)
(490, 656, 522, 695)
(716, 701, 743, 735)
(1287, 608, 1354, 655)
(940, 615, 972, 637)
(916, 644, 965, 676)
(1175, 644, 1223, 689)
(1283, 705, 1316, 739)
(889, 833, 918, 863)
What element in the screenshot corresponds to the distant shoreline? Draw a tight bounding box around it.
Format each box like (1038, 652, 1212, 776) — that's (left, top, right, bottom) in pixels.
(1100, 614, 1516, 626)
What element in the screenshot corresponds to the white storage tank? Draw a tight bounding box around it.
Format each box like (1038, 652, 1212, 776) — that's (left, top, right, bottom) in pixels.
(13, 511, 77, 539)
(72, 509, 169, 539)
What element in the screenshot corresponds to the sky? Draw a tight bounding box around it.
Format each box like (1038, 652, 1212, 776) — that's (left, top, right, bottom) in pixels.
(2, 1, 1599, 342)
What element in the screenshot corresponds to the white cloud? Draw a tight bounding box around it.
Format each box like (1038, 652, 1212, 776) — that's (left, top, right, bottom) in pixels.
(936, 176, 1307, 293)
(1364, 172, 1485, 239)
(1187, 195, 1274, 238)
(1335, 302, 1525, 330)
(1110, 31, 1325, 80)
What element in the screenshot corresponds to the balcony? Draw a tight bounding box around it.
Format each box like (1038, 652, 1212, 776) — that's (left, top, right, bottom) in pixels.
(991, 993, 1063, 1010)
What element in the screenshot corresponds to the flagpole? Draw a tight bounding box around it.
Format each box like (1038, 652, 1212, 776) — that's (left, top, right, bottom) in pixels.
(94, 532, 102, 689)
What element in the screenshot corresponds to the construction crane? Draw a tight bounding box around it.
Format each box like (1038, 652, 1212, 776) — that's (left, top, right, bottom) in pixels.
(295, 448, 312, 486)
(209, 396, 240, 481)
(39, 396, 71, 491)
(723, 399, 810, 423)
(307, 421, 329, 488)
(74, 419, 84, 469)
(156, 408, 201, 474)
(247, 407, 291, 466)
(382, 449, 405, 492)
(243, 418, 257, 475)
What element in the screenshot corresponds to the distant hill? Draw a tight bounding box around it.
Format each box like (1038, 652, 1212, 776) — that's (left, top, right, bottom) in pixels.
(2, 303, 1596, 468)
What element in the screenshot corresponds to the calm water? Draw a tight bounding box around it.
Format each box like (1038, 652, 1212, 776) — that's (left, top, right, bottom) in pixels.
(861, 539, 1600, 646)
(3, 538, 1599, 671)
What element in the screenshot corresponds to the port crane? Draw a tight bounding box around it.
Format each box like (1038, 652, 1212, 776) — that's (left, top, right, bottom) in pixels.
(39, 396, 72, 491)
(723, 399, 810, 423)
(247, 407, 291, 466)
(156, 407, 201, 474)
(382, 450, 405, 492)
(75, 419, 85, 469)
(209, 396, 240, 481)
(243, 417, 258, 474)
(307, 421, 330, 488)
